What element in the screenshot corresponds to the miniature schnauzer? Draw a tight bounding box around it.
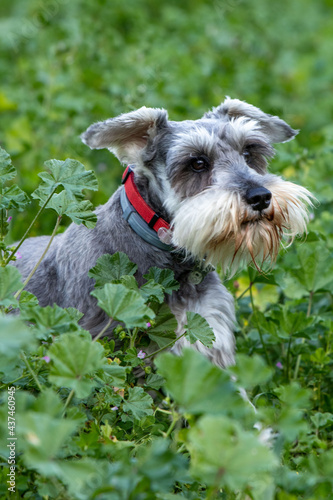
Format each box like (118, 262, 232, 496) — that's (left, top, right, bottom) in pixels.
(14, 98, 313, 367)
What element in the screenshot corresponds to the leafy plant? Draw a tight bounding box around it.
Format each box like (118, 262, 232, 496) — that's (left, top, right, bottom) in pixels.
(0, 1, 333, 493)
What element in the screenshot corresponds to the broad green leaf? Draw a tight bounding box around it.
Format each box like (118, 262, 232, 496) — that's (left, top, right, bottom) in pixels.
(285, 241, 333, 294)
(48, 332, 105, 398)
(311, 412, 333, 429)
(19, 290, 39, 307)
(273, 306, 314, 339)
(147, 303, 177, 348)
(0, 316, 36, 381)
(91, 283, 155, 329)
(123, 346, 143, 367)
(97, 362, 128, 389)
(155, 349, 242, 415)
(88, 252, 138, 286)
(121, 275, 139, 290)
(144, 373, 165, 390)
(20, 303, 81, 338)
(143, 267, 179, 294)
(0, 184, 30, 210)
(0, 265, 22, 307)
(0, 147, 16, 185)
(35, 158, 98, 199)
(187, 415, 277, 491)
(274, 383, 310, 440)
(45, 191, 97, 228)
(17, 411, 79, 475)
(0, 316, 36, 358)
(185, 311, 215, 348)
(122, 387, 154, 420)
(138, 439, 189, 492)
(229, 354, 273, 389)
(140, 279, 165, 303)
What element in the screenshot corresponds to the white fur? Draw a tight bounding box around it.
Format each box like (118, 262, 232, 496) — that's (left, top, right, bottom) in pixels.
(171, 178, 314, 275)
(170, 281, 235, 367)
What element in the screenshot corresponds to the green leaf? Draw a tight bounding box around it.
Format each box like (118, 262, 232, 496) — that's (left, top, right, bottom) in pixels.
(273, 306, 314, 340)
(155, 349, 242, 415)
(123, 347, 143, 367)
(311, 412, 333, 429)
(0, 265, 22, 307)
(34, 158, 98, 199)
(0, 184, 30, 210)
(140, 279, 165, 304)
(144, 373, 165, 390)
(147, 303, 177, 348)
(20, 303, 81, 338)
(48, 332, 105, 398)
(0, 147, 16, 185)
(88, 252, 138, 287)
(185, 312, 215, 348)
(121, 275, 139, 290)
(48, 192, 97, 228)
(19, 290, 39, 307)
(122, 387, 154, 420)
(0, 316, 36, 358)
(0, 316, 36, 381)
(138, 439, 188, 492)
(274, 383, 310, 440)
(97, 362, 128, 389)
(17, 411, 79, 475)
(143, 267, 179, 294)
(229, 354, 273, 389)
(91, 283, 155, 329)
(284, 241, 333, 295)
(187, 415, 277, 491)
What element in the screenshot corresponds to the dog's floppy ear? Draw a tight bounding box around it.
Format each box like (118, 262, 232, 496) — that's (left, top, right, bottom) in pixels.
(204, 97, 298, 143)
(81, 107, 168, 163)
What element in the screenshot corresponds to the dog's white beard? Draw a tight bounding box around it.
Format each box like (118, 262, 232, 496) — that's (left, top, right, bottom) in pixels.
(171, 178, 314, 275)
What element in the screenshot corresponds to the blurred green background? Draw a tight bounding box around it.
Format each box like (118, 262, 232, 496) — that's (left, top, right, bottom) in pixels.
(1, 0, 333, 239)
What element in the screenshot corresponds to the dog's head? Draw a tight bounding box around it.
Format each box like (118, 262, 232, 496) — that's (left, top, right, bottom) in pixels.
(81, 98, 314, 274)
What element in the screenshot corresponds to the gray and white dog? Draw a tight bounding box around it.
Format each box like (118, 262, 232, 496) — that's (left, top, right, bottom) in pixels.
(14, 98, 313, 367)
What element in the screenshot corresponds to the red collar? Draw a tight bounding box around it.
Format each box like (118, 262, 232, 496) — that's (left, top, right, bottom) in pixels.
(122, 166, 170, 232)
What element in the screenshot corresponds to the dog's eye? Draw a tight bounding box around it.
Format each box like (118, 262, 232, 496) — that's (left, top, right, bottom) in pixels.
(190, 158, 209, 172)
(242, 150, 251, 164)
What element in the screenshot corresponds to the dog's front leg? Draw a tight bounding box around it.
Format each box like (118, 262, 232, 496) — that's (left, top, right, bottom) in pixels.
(167, 272, 235, 368)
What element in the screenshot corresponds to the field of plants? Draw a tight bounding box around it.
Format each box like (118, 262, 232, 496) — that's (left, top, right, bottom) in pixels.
(0, 0, 333, 499)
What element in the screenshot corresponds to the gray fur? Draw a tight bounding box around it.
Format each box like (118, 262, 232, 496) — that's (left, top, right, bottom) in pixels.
(13, 97, 308, 368)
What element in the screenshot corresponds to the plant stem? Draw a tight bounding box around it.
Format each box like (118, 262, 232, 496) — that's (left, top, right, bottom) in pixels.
(5, 189, 57, 266)
(14, 215, 62, 299)
(21, 351, 43, 392)
(145, 332, 186, 359)
(62, 388, 75, 415)
(164, 412, 179, 438)
(237, 282, 253, 301)
(129, 327, 138, 349)
(286, 334, 293, 381)
(93, 317, 113, 342)
(0, 208, 5, 242)
(293, 290, 313, 380)
(249, 278, 270, 365)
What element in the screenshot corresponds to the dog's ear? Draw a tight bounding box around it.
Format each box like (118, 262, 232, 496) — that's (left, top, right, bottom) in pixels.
(204, 97, 298, 143)
(81, 107, 168, 163)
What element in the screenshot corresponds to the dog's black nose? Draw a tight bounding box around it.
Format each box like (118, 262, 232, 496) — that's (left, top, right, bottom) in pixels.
(245, 187, 272, 211)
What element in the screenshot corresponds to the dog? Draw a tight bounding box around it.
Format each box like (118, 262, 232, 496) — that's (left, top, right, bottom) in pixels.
(14, 98, 313, 368)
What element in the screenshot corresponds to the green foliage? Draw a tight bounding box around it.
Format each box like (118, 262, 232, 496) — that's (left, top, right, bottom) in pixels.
(88, 252, 138, 286)
(0, 1, 333, 496)
(91, 283, 155, 329)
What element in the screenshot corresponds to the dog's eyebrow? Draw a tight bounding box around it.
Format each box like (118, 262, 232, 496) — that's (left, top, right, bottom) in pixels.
(171, 127, 216, 158)
(225, 117, 271, 150)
